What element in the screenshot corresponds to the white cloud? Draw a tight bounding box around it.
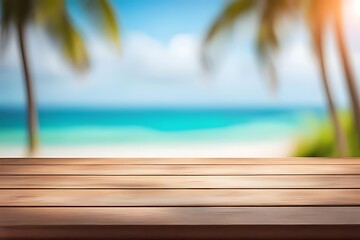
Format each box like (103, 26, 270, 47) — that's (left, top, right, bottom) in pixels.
(1, 23, 358, 108)
(117, 33, 201, 82)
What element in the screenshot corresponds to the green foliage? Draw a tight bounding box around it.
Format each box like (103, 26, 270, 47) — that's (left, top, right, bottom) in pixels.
(294, 113, 360, 157)
(204, 0, 256, 45)
(204, 0, 359, 156)
(83, 0, 121, 49)
(0, 0, 120, 70)
(203, 0, 300, 91)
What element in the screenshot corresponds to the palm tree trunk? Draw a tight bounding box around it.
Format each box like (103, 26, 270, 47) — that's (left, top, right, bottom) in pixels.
(314, 25, 348, 156)
(17, 24, 39, 155)
(334, 10, 360, 144)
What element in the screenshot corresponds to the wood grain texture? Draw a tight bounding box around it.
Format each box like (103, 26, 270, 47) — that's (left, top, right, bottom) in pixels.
(1, 157, 359, 165)
(2, 225, 360, 240)
(1, 175, 360, 188)
(1, 164, 360, 175)
(1, 158, 360, 240)
(1, 207, 360, 225)
(1, 189, 360, 206)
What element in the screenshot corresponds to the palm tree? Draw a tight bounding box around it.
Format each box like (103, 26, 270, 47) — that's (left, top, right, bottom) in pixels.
(202, 0, 298, 91)
(202, 0, 350, 156)
(331, 0, 360, 146)
(307, 0, 349, 155)
(0, 0, 120, 155)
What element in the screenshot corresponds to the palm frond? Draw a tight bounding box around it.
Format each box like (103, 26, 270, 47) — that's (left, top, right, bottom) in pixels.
(81, 0, 120, 49)
(202, 0, 257, 71)
(255, 1, 283, 93)
(256, 22, 278, 94)
(205, 0, 257, 45)
(33, 0, 65, 24)
(44, 13, 89, 71)
(30, 0, 89, 70)
(0, 0, 33, 48)
(56, 17, 89, 71)
(0, 0, 12, 48)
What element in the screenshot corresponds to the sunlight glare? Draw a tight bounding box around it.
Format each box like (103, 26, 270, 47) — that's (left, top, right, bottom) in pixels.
(353, 0, 360, 16)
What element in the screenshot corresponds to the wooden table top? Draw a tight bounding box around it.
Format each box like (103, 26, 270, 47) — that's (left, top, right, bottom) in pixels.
(1, 158, 359, 239)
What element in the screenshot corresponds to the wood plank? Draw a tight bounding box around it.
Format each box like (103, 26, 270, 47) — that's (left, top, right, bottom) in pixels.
(2, 225, 360, 240)
(1, 189, 359, 206)
(1, 207, 360, 225)
(1, 164, 360, 175)
(1, 157, 359, 165)
(1, 175, 360, 189)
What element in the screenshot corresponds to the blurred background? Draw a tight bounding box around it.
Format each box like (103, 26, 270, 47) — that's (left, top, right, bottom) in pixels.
(0, 0, 359, 157)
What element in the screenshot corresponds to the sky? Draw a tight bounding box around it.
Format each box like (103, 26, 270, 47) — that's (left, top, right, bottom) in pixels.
(0, 0, 360, 109)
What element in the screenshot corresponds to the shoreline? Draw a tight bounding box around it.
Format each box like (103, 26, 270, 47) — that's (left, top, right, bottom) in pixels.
(0, 140, 294, 158)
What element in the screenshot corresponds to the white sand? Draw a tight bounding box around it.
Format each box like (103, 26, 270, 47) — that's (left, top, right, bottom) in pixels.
(0, 140, 294, 158)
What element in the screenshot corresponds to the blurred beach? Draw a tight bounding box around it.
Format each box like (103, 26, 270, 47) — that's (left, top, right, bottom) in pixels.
(1, 0, 359, 158)
(0, 107, 323, 157)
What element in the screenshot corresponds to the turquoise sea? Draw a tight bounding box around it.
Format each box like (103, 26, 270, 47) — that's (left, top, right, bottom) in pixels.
(0, 107, 325, 146)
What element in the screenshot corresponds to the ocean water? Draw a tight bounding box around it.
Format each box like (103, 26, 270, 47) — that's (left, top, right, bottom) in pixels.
(0, 107, 325, 146)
